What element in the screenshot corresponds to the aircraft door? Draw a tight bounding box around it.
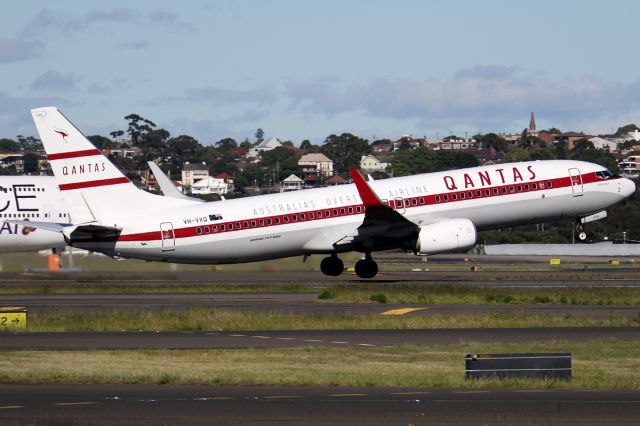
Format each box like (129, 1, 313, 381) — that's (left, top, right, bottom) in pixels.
(160, 222, 175, 251)
(568, 168, 583, 197)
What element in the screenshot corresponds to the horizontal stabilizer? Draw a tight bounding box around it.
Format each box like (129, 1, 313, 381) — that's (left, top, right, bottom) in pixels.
(4, 220, 69, 233)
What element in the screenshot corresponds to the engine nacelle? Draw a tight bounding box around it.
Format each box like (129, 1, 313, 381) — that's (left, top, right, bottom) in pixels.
(415, 218, 477, 255)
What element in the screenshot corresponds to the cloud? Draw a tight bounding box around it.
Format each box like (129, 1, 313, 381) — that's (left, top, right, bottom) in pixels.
(161, 86, 277, 106)
(24, 8, 190, 36)
(31, 70, 81, 92)
(118, 40, 151, 50)
(0, 92, 71, 138)
(285, 66, 640, 132)
(0, 37, 44, 63)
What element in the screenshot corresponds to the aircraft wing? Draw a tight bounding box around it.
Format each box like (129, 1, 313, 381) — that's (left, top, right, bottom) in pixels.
(333, 168, 419, 248)
(147, 162, 204, 203)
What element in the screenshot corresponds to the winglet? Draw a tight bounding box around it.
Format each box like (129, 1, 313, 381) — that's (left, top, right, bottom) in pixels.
(349, 167, 387, 209)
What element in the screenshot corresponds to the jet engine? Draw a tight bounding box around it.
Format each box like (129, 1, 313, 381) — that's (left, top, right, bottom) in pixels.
(415, 218, 477, 255)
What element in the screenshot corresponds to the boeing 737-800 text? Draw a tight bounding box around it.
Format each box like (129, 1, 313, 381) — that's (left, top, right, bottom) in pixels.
(11, 107, 635, 278)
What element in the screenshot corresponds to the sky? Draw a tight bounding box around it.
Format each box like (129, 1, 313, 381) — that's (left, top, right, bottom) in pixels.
(2, 0, 640, 145)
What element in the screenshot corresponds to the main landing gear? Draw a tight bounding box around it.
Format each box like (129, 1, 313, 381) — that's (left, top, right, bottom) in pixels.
(355, 253, 378, 279)
(320, 253, 379, 279)
(320, 254, 344, 277)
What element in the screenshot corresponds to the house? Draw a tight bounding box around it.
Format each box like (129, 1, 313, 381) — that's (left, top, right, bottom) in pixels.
(247, 138, 281, 159)
(215, 171, 235, 192)
(281, 174, 304, 191)
(298, 153, 334, 185)
(181, 162, 209, 187)
(393, 135, 428, 150)
(191, 176, 231, 195)
(619, 156, 640, 178)
(589, 137, 619, 152)
(560, 132, 591, 151)
(325, 175, 347, 186)
(360, 154, 390, 173)
(104, 141, 140, 158)
(431, 138, 476, 150)
(0, 153, 24, 173)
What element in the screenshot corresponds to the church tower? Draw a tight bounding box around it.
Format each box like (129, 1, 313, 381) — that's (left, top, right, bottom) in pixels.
(527, 112, 538, 137)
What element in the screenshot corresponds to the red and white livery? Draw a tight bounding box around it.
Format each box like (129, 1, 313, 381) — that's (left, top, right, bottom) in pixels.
(19, 107, 636, 278)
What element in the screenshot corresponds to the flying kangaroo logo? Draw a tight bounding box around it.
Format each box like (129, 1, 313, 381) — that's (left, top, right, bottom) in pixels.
(53, 128, 69, 142)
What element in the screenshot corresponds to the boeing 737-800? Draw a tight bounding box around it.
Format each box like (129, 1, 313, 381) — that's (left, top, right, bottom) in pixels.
(12, 107, 635, 278)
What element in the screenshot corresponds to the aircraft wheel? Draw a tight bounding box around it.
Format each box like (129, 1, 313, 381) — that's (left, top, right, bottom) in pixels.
(355, 258, 378, 279)
(320, 255, 344, 276)
(578, 232, 588, 241)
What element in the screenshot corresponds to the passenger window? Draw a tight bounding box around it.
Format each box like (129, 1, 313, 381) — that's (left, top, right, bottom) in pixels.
(501, 187, 507, 194)
(340, 208, 345, 215)
(284, 216, 289, 223)
(251, 220, 256, 227)
(419, 198, 425, 204)
(310, 212, 315, 219)
(196, 228, 202, 235)
(301, 213, 306, 220)
(485, 189, 491, 196)
(493, 188, 499, 195)
(348, 207, 353, 214)
(228, 223, 234, 230)
(213, 225, 218, 232)
(468, 191, 473, 198)
(452, 194, 457, 200)
(275, 217, 280, 224)
(220, 224, 225, 231)
(244, 221, 249, 228)
(460, 192, 465, 199)
(333, 209, 338, 216)
(444, 195, 449, 201)
(476, 190, 482, 197)
(436, 196, 441, 202)
(517, 185, 522, 192)
(267, 218, 272, 225)
(525, 184, 530, 191)
(532, 183, 537, 190)
(412, 199, 417, 205)
(259, 219, 264, 226)
(204, 226, 210, 233)
(292, 214, 297, 221)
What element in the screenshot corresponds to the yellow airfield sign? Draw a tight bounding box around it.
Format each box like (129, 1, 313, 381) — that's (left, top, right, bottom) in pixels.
(0, 307, 27, 331)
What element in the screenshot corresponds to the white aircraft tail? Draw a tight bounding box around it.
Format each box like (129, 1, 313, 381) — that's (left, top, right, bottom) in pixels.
(31, 107, 195, 225)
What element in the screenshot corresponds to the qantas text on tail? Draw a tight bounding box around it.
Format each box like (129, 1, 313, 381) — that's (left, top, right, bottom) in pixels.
(15, 107, 636, 278)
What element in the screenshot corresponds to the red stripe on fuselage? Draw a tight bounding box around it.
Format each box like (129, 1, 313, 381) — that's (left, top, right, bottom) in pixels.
(111, 172, 618, 243)
(59, 177, 130, 191)
(48, 149, 102, 160)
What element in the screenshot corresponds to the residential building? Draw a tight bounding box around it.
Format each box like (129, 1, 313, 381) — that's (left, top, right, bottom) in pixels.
(215, 172, 235, 192)
(298, 153, 334, 185)
(104, 141, 140, 158)
(325, 175, 347, 186)
(393, 135, 428, 151)
(431, 138, 476, 150)
(360, 154, 390, 173)
(191, 176, 230, 195)
(247, 138, 281, 159)
(589, 136, 619, 152)
(619, 156, 640, 178)
(281, 174, 304, 191)
(181, 162, 209, 187)
(0, 153, 24, 173)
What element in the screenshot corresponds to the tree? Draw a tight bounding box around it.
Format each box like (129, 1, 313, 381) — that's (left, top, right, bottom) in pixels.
(110, 130, 125, 140)
(23, 152, 39, 174)
(16, 135, 42, 152)
(320, 133, 371, 174)
(167, 135, 202, 161)
(124, 114, 156, 146)
(615, 124, 639, 137)
(391, 147, 478, 176)
(87, 135, 115, 150)
(0, 138, 20, 152)
(475, 133, 507, 152)
(215, 138, 237, 152)
(300, 139, 320, 153)
(240, 138, 252, 150)
(255, 128, 264, 143)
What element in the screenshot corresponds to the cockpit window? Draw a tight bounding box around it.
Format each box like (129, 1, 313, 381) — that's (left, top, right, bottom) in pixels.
(596, 170, 615, 179)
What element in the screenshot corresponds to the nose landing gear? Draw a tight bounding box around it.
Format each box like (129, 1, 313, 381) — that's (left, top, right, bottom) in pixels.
(576, 221, 588, 241)
(355, 253, 378, 279)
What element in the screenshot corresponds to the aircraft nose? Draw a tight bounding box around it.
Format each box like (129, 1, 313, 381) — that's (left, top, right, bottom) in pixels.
(621, 178, 636, 198)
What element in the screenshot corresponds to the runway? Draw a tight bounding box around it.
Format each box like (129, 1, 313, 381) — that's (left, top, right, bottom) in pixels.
(1, 384, 639, 425)
(2, 327, 640, 350)
(3, 292, 640, 319)
(3, 268, 640, 287)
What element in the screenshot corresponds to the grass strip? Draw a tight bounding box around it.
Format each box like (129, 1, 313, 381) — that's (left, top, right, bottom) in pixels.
(318, 284, 640, 306)
(24, 309, 639, 332)
(2, 341, 640, 388)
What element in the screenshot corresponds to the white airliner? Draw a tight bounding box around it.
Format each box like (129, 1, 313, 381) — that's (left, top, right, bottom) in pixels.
(12, 107, 636, 278)
(0, 175, 68, 252)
